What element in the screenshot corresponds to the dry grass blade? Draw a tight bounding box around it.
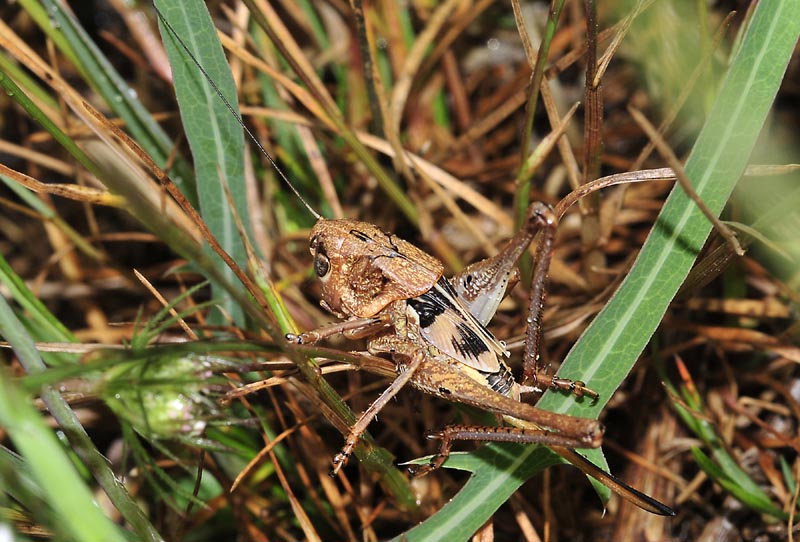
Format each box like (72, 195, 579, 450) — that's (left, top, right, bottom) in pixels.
(388, 0, 461, 138)
(243, 0, 417, 223)
(629, 106, 745, 256)
(217, 32, 337, 130)
(356, 132, 513, 232)
(0, 163, 124, 207)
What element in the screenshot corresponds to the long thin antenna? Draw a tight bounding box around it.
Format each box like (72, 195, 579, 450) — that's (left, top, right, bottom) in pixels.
(154, 5, 321, 220)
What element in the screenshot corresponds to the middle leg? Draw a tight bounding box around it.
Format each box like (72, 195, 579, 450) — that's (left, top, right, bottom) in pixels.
(330, 336, 428, 475)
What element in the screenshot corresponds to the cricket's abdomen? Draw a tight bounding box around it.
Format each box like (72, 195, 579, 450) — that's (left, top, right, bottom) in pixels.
(481, 364, 515, 397)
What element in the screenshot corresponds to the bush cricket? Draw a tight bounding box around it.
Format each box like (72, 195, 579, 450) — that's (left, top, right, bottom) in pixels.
(155, 6, 676, 517)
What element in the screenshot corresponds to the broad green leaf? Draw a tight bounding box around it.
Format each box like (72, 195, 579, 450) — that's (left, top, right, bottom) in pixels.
(401, 1, 800, 539)
(156, 0, 252, 327)
(395, 447, 560, 542)
(538, 0, 800, 416)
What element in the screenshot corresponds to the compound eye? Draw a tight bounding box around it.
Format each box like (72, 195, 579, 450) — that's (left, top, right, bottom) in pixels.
(314, 250, 331, 278)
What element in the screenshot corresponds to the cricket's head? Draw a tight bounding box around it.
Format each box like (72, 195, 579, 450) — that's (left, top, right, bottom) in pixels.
(308, 219, 444, 319)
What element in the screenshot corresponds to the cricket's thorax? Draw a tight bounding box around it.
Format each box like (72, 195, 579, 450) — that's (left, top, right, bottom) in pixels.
(309, 219, 444, 318)
(403, 278, 515, 398)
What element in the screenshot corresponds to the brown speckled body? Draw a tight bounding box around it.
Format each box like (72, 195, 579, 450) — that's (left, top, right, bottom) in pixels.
(289, 206, 673, 515)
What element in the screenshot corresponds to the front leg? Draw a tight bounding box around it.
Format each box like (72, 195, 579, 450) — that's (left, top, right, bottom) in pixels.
(285, 315, 389, 344)
(330, 335, 428, 475)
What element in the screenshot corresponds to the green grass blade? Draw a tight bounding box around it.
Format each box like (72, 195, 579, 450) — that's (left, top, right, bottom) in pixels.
(0, 253, 73, 345)
(399, 0, 800, 538)
(156, 0, 251, 327)
(0, 378, 128, 541)
(0, 71, 101, 177)
(781, 455, 796, 497)
(21, 0, 195, 199)
(0, 296, 145, 542)
(0, 51, 58, 111)
(393, 447, 560, 542)
(665, 370, 784, 517)
(691, 447, 785, 518)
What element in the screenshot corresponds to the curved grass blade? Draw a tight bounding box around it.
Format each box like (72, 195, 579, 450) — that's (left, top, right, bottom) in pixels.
(665, 364, 785, 518)
(691, 447, 785, 518)
(399, 447, 560, 542)
(0, 375, 128, 542)
(396, 1, 800, 539)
